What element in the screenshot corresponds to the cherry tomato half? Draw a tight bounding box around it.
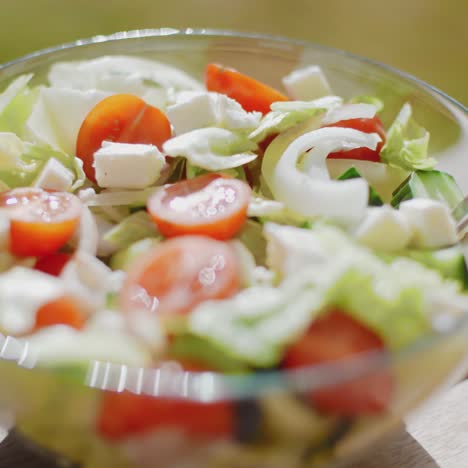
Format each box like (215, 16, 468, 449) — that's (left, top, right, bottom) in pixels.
(206, 63, 288, 114)
(35, 252, 72, 276)
(283, 309, 393, 415)
(76, 94, 172, 183)
(147, 173, 251, 240)
(0, 188, 81, 257)
(120, 235, 241, 317)
(97, 360, 233, 441)
(34, 296, 86, 331)
(324, 116, 386, 162)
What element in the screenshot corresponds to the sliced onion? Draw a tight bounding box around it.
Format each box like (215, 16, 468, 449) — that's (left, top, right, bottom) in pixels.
(75, 206, 99, 256)
(321, 103, 377, 126)
(271, 127, 381, 224)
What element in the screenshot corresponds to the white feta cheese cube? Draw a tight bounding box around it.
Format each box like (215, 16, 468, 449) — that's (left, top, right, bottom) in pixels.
(166, 92, 218, 135)
(61, 250, 112, 311)
(217, 94, 262, 130)
(0, 267, 65, 335)
(282, 65, 332, 100)
(399, 199, 458, 248)
(33, 157, 74, 191)
(354, 206, 412, 251)
(166, 91, 261, 135)
(93, 141, 165, 189)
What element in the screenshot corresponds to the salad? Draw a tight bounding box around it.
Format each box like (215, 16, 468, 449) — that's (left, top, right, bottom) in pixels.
(0, 54, 467, 465)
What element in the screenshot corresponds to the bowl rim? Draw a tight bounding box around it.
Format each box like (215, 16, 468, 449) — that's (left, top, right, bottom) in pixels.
(0, 28, 467, 401)
(0, 27, 466, 114)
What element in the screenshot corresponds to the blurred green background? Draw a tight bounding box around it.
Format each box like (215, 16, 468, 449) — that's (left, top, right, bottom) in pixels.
(0, 0, 466, 105)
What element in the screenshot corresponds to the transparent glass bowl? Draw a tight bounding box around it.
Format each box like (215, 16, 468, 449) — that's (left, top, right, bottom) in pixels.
(0, 29, 467, 468)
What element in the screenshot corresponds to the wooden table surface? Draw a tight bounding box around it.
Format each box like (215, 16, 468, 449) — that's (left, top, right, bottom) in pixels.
(1, 381, 467, 467)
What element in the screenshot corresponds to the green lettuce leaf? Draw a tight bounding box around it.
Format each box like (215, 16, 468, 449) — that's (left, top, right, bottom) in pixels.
(189, 284, 323, 367)
(327, 268, 429, 350)
(380, 103, 435, 171)
(185, 160, 247, 180)
(109, 237, 160, 271)
(102, 211, 160, 250)
(188, 223, 466, 366)
(265, 223, 465, 348)
(0, 74, 39, 137)
(249, 96, 342, 143)
(236, 219, 267, 266)
(391, 246, 468, 288)
(163, 127, 258, 171)
(79, 187, 156, 207)
(25, 86, 109, 156)
(168, 334, 248, 372)
(247, 195, 309, 226)
(27, 326, 152, 368)
(0, 133, 84, 190)
(23, 142, 85, 190)
(348, 95, 384, 112)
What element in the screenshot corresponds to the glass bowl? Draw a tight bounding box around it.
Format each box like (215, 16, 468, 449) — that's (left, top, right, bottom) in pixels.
(0, 28, 467, 468)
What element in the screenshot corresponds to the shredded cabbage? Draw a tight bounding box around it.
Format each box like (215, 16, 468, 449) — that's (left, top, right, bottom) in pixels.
(249, 96, 342, 143)
(190, 284, 322, 367)
(163, 127, 258, 171)
(25, 87, 109, 156)
(47, 55, 203, 100)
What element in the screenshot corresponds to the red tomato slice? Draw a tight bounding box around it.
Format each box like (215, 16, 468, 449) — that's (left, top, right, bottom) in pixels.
(147, 173, 251, 240)
(35, 252, 72, 276)
(97, 391, 234, 441)
(76, 94, 172, 183)
(324, 116, 386, 162)
(205, 63, 288, 114)
(120, 235, 240, 317)
(283, 309, 393, 416)
(0, 188, 81, 257)
(97, 360, 233, 441)
(34, 296, 86, 331)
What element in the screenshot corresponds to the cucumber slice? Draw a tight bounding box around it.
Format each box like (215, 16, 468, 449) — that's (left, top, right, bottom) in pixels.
(392, 170, 463, 209)
(167, 334, 247, 373)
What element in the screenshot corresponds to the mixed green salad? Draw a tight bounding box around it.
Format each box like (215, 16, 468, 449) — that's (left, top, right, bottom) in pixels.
(0, 55, 467, 447)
